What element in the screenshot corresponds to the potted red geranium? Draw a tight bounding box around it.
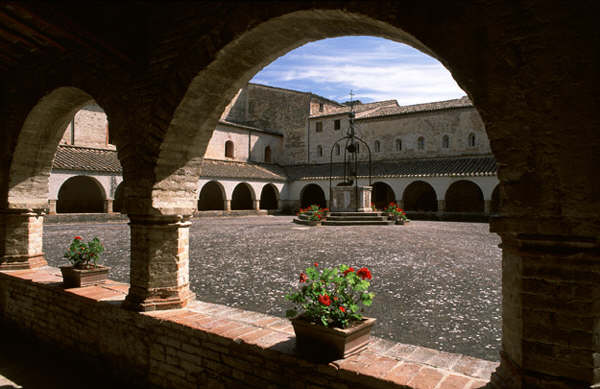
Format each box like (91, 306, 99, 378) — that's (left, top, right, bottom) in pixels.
(285, 262, 375, 360)
(60, 236, 109, 288)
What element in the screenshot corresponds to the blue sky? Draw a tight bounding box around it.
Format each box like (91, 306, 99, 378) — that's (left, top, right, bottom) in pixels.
(251, 36, 466, 105)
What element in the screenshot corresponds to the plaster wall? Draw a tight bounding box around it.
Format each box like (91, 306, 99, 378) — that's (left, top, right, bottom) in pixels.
(48, 171, 122, 201)
(198, 178, 284, 202)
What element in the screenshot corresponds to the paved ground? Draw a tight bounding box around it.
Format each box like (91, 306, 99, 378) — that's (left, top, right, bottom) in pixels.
(41, 216, 502, 362)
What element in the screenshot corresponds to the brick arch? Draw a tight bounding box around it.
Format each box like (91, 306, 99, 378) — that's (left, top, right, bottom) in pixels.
(57, 175, 106, 214)
(7, 87, 95, 210)
(198, 181, 226, 211)
(151, 9, 439, 215)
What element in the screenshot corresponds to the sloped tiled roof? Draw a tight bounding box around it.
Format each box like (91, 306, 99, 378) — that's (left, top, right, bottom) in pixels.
(310, 97, 473, 120)
(52, 145, 121, 173)
(285, 156, 496, 180)
(200, 159, 287, 181)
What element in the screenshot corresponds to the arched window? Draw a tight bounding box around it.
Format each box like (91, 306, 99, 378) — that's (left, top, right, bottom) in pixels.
(264, 145, 271, 163)
(374, 140, 381, 153)
(417, 136, 425, 150)
(355, 142, 360, 153)
(335, 144, 341, 156)
(442, 135, 449, 149)
(225, 140, 234, 158)
(317, 145, 323, 157)
(468, 133, 476, 147)
(395, 138, 402, 151)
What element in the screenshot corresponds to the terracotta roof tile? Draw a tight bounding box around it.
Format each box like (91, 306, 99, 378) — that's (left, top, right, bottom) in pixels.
(52, 145, 121, 173)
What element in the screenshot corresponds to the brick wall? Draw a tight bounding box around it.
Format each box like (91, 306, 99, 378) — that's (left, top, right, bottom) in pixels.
(0, 267, 494, 389)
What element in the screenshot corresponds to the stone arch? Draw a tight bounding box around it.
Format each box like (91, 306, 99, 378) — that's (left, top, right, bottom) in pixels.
(198, 181, 226, 211)
(371, 181, 395, 210)
(259, 184, 279, 210)
(490, 184, 501, 214)
(300, 183, 326, 208)
(113, 182, 125, 213)
(7, 87, 96, 209)
(231, 182, 255, 210)
(445, 180, 484, 213)
(403, 181, 438, 212)
(57, 175, 106, 213)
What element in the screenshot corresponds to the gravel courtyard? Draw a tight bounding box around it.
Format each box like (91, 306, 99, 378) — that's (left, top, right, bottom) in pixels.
(43, 216, 502, 361)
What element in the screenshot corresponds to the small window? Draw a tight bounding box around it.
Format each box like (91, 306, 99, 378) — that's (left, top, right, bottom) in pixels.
(316, 122, 323, 132)
(417, 136, 425, 150)
(334, 119, 341, 130)
(468, 133, 476, 147)
(442, 135, 449, 149)
(395, 139, 402, 151)
(317, 145, 323, 157)
(355, 143, 360, 153)
(374, 140, 381, 153)
(264, 146, 271, 163)
(319, 103, 324, 112)
(225, 140, 234, 158)
(335, 144, 341, 156)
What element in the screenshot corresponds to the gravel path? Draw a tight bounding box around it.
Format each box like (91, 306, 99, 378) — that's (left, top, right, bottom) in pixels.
(43, 216, 502, 361)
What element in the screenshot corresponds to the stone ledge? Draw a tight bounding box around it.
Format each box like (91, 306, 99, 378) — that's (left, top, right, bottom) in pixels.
(0, 267, 495, 388)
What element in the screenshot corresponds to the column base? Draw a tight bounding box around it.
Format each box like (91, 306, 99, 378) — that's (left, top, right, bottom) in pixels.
(122, 286, 195, 312)
(0, 253, 47, 270)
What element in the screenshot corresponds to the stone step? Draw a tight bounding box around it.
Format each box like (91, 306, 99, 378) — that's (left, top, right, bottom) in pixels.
(321, 220, 395, 226)
(326, 216, 389, 221)
(328, 212, 383, 217)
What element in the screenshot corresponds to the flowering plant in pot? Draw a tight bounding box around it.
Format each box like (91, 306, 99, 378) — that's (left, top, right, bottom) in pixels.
(383, 202, 409, 224)
(60, 236, 109, 288)
(285, 262, 375, 360)
(297, 205, 328, 223)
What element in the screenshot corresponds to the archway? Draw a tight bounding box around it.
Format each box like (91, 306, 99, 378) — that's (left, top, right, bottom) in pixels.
(445, 180, 484, 213)
(231, 183, 254, 210)
(57, 176, 105, 213)
(113, 182, 125, 213)
(403, 181, 438, 211)
(490, 185, 501, 214)
(198, 181, 225, 210)
(371, 182, 395, 210)
(259, 184, 278, 210)
(300, 184, 326, 208)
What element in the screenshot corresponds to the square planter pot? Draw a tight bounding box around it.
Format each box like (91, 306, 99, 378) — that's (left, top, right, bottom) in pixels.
(60, 265, 110, 288)
(291, 316, 376, 361)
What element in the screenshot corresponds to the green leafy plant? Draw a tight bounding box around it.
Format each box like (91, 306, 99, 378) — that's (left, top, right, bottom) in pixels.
(285, 262, 375, 328)
(64, 236, 104, 269)
(297, 204, 328, 221)
(384, 202, 409, 222)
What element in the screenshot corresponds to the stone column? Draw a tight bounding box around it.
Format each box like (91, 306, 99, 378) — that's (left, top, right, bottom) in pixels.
(104, 199, 113, 214)
(437, 200, 445, 212)
(0, 209, 47, 270)
(253, 200, 260, 211)
(48, 200, 57, 215)
(396, 200, 404, 209)
(224, 200, 231, 211)
(490, 217, 600, 388)
(123, 214, 195, 311)
(484, 200, 491, 214)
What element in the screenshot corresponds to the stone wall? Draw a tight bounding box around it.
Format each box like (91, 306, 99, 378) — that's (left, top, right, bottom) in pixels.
(0, 267, 493, 389)
(60, 105, 115, 150)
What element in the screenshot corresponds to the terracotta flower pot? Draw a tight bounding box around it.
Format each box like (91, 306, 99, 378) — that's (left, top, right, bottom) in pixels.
(60, 265, 110, 288)
(291, 316, 376, 361)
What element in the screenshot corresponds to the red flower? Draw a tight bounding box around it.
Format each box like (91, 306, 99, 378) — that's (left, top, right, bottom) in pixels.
(74, 236, 82, 240)
(318, 294, 331, 306)
(299, 273, 307, 283)
(343, 267, 355, 276)
(339, 306, 346, 312)
(333, 296, 338, 301)
(357, 267, 372, 280)
(314, 262, 318, 267)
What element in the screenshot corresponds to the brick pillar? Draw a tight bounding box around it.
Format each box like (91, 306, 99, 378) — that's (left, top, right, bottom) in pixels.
(490, 218, 600, 388)
(224, 200, 231, 211)
(123, 214, 195, 311)
(0, 209, 47, 270)
(253, 199, 260, 211)
(437, 200, 445, 212)
(48, 200, 57, 215)
(104, 199, 113, 214)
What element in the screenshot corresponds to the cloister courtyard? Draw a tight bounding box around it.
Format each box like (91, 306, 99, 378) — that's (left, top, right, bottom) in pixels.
(43, 216, 502, 362)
